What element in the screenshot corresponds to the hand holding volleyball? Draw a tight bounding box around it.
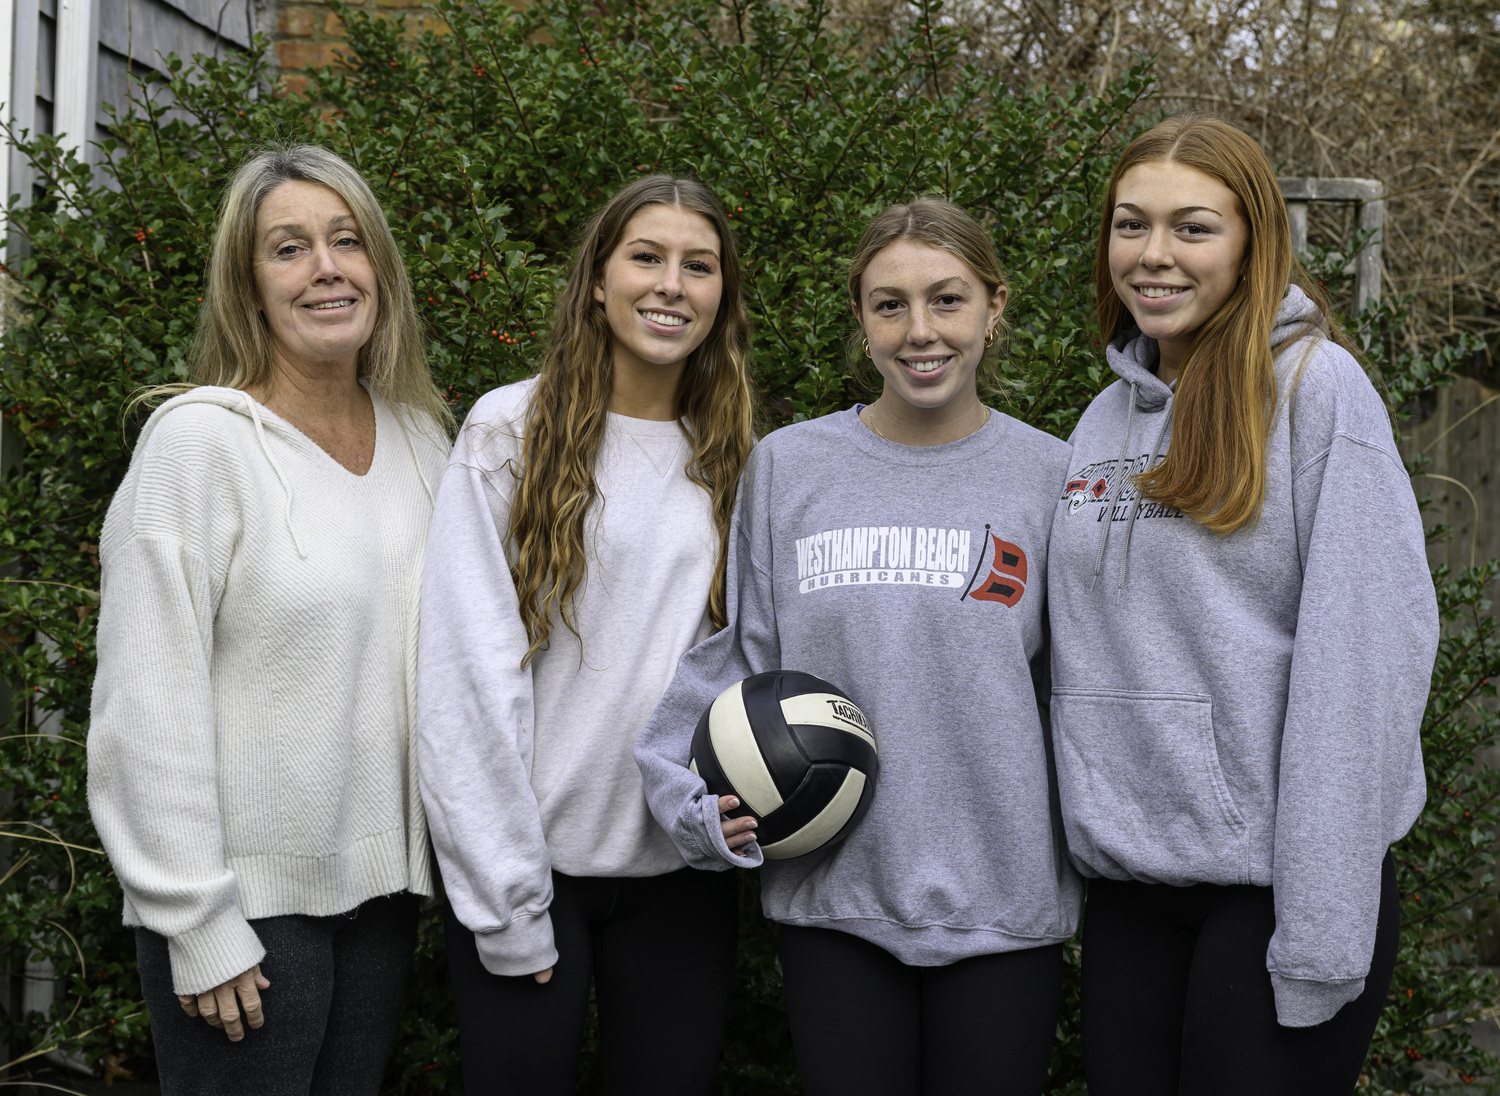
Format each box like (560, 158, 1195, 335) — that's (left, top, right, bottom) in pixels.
(719, 796, 759, 856)
(692, 672, 879, 860)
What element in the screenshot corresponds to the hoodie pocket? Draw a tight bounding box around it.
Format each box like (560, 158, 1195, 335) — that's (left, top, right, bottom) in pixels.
(1050, 688, 1248, 884)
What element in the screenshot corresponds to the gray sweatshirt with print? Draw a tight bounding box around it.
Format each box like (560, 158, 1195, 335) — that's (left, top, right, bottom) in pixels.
(635, 407, 1083, 965)
(1047, 286, 1437, 1027)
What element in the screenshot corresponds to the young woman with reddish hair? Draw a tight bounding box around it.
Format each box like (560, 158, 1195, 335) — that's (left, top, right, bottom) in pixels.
(1047, 114, 1437, 1093)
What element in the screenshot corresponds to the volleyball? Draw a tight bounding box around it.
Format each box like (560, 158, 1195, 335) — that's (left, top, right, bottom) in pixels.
(690, 671, 878, 859)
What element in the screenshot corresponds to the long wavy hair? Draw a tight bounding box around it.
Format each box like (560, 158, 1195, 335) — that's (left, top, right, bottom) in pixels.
(1095, 114, 1358, 534)
(846, 197, 1010, 385)
(132, 143, 452, 432)
(507, 175, 754, 666)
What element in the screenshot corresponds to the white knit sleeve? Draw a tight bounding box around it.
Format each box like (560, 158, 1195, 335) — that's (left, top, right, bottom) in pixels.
(87, 429, 264, 995)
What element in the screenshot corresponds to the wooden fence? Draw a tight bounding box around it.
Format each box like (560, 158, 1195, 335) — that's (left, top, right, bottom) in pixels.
(1402, 376, 1500, 576)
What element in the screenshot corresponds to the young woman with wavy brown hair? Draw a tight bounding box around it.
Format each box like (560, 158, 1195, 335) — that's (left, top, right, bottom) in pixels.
(415, 174, 754, 1094)
(1047, 114, 1438, 1093)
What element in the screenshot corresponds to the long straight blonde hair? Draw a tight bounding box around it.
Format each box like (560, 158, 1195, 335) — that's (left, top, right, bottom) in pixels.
(1095, 115, 1358, 534)
(135, 143, 452, 430)
(507, 175, 755, 666)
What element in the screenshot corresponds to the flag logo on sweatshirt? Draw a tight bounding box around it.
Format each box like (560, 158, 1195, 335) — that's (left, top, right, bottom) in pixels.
(1061, 456, 1182, 521)
(965, 533, 1028, 607)
(1064, 478, 1094, 516)
(794, 523, 1033, 608)
(1062, 476, 1113, 516)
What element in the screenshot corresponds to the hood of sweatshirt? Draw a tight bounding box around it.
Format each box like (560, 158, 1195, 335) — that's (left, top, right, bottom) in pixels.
(135, 385, 301, 453)
(135, 385, 437, 560)
(1107, 284, 1324, 407)
(1092, 285, 1325, 591)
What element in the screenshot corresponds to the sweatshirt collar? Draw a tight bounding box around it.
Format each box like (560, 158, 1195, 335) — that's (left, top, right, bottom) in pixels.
(842, 404, 1006, 465)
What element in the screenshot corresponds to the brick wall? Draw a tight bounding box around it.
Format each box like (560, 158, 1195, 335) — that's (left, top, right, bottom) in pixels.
(273, 1, 446, 96)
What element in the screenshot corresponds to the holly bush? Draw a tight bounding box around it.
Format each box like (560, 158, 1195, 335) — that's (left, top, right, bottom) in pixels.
(0, 1, 1492, 1092)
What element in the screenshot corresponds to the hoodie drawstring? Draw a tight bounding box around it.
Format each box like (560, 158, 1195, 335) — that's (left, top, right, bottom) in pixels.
(1091, 382, 1137, 590)
(244, 394, 309, 560)
(1116, 394, 1174, 598)
(398, 413, 437, 508)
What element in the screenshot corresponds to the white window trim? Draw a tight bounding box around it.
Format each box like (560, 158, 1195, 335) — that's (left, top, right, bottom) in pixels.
(54, 0, 98, 164)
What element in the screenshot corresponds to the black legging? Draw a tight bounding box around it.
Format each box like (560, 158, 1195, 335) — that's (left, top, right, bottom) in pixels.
(1081, 852, 1400, 1095)
(137, 891, 419, 1096)
(443, 866, 739, 1096)
(778, 923, 1065, 1096)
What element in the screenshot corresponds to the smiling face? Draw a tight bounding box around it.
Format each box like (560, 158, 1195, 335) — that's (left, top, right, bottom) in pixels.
(252, 180, 379, 378)
(857, 238, 1005, 432)
(1108, 160, 1249, 378)
(592, 204, 723, 405)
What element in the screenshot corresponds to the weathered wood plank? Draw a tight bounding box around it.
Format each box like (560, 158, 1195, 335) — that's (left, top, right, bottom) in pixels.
(1278, 177, 1383, 202)
(100, 0, 253, 61)
(1399, 376, 1500, 572)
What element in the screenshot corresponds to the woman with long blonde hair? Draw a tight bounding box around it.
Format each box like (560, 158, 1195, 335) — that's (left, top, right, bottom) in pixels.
(417, 174, 755, 1093)
(1047, 114, 1437, 1092)
(88, 144, 451, 1093)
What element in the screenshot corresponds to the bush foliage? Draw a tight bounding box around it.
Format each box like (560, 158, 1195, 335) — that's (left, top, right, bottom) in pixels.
(0, 1, 1494, 1092)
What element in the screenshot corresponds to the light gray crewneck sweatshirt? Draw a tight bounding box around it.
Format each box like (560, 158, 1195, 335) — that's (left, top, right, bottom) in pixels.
(637, 407, 1083, 965)
(417, 379, 716, 978)
(1047, 286, 1438, 1026)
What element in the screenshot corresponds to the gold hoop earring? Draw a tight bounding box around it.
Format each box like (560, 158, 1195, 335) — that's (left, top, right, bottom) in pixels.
(862, 338, 871, 358)
(984, 328, 996, 348)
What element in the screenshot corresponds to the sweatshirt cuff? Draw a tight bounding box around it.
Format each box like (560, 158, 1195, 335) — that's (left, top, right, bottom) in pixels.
(473, 910, 558, 977)
(1269, 972, 1365, 1027)
(165, 906, 266, 996)
(699, 794, 764, 870)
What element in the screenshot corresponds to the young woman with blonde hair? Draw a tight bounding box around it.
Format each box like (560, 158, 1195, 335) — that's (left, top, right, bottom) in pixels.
(88, 144, 452, 1093)
(1047, 114, 1438, 1092)
(417, 174, 755, 1094)
(637, 197, 1081, 1094)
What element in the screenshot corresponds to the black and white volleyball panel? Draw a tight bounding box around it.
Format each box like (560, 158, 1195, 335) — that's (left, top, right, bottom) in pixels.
(690, 671, 879, 860)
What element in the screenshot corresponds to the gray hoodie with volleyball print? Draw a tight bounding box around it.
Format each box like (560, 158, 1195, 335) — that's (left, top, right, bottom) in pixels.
(635, 406, 1082, 966)
(1047, 286, 1437, 1027)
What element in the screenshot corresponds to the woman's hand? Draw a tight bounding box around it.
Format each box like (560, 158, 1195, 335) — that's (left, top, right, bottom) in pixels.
(720, 795, 759, 856)
(533, 967, 554, 984)
(178, 965, 270, 1042)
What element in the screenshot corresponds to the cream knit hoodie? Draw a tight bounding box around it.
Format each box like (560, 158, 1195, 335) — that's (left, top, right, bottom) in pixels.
(87, 386, 447, 995)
